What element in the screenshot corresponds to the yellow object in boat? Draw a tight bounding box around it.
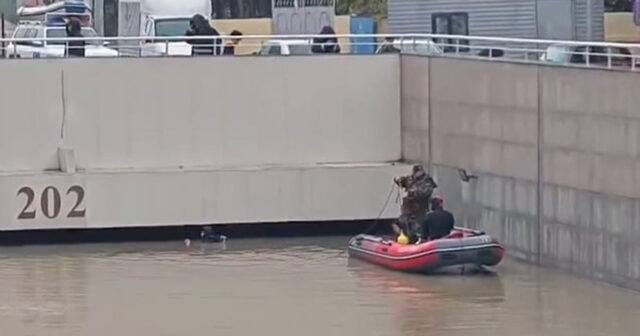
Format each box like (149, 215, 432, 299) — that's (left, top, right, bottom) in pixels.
(397, 231, 409, 245)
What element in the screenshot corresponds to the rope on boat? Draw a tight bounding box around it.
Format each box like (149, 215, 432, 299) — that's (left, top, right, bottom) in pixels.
(371, 182, 397, 229)
(340, 182, 397, 256)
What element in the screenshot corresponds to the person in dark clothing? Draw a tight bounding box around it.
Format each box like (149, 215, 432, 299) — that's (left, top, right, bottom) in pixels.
(392, 214, 420, 244)
(222, 30, 242, 55)
(200, 226, 227, 243)
(65, 17, 85, 57)
(376, 37, 400, 54)
(186, 14, 221, 55)
(422, 196, 454, 240)
(393, 165, 438, 243)
(392, 165, 437, 244)
(394, 165, 438, 219)
(311, 25, 341, 54)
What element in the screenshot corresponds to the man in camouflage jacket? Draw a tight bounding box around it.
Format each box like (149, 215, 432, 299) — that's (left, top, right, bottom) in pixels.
(392, 165, 438, 242)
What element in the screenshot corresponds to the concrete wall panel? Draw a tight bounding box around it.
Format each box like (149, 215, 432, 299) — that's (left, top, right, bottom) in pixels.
(0, 163, 408, 231)
(400, 55, 640, 290)
(429, 58, 539, 181)
(541, 184, 640, 290)
(431, 165, 539, 262)
(0, 55, 408, 233)
(400, 55, 430, 163)
(61, 56, 401, 170)
(0, 61, 64, 172)
(541, 66, 640, 198)
(542, 67, 640, 118)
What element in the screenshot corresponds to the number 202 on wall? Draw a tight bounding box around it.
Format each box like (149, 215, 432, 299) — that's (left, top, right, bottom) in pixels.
(17, 186, 86, 220)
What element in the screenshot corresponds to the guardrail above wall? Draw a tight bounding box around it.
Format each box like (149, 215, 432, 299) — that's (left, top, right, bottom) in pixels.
(1, 33, 640, 71)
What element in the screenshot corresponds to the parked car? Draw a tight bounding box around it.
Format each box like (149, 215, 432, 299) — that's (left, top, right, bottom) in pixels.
(540, 44, 634, 68)
(6, 21, 119, 58)
(256, 39, 313, 56)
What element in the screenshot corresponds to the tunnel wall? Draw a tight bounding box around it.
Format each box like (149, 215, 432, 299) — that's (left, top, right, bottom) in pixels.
(0, 55, 405, 231)
(401, 55, 640, 290)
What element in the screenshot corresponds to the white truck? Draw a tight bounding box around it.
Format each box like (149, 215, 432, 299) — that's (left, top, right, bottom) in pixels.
(118, 0, 212, 56)
(7, 1, 119, 58)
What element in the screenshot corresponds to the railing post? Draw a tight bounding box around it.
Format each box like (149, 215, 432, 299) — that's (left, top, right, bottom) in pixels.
(585, 47, 590, 66)
(138, 39, 142, 57)
(607, 47, 612, 69)
(1, 13, 5, 59)
(165, 39, 169, 56)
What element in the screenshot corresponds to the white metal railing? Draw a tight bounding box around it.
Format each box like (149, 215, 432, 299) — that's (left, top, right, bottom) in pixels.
(1, 33, 639, 71)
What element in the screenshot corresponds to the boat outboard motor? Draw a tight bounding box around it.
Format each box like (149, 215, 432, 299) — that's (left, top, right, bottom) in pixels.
(200, 226, 227, 243)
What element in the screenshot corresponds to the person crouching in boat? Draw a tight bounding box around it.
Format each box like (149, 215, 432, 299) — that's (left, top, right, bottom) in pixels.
(421, 196, 454, 240)
(393, 165, 437, 244)
(200, 226, 227, 243)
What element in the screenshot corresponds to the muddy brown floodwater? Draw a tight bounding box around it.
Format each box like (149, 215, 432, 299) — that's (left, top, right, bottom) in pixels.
(0, 236, 639, 336)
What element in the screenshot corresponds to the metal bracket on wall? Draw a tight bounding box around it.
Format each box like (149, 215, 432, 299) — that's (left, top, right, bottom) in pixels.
(457, 169, 478, 182)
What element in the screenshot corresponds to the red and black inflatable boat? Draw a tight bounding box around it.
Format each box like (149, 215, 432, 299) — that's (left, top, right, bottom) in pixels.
(348, 227, 504, 273)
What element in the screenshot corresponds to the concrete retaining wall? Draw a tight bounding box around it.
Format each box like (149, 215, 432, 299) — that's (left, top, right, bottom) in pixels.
(0, 56, 400, 173)
(0, 55, 404, 231)
(401, 55, 640, 290)
(401, 56, 430, 163)
(54, 56, 400, 170)
(541, 68, 640, 289)
(0, 61, 63, 171)
(0, 164, 406, 231)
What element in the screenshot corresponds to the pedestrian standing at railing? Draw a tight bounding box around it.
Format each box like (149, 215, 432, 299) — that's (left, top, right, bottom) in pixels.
(64, 17, 84, 58)
(186, 14, 221, 56)
(223, 30, 242, 55)
(376, 37, 400, 54)
(311, 26, 341, 54)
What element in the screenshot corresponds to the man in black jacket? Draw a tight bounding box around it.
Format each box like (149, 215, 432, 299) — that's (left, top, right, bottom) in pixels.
(421, 196, 454, 241)
(186, 14, 221, 55)
(65, 17, 85, 57)
(311, 25, 341, 54)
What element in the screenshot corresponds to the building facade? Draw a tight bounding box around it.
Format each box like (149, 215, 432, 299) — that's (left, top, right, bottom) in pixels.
(388, 0, 605, 41)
